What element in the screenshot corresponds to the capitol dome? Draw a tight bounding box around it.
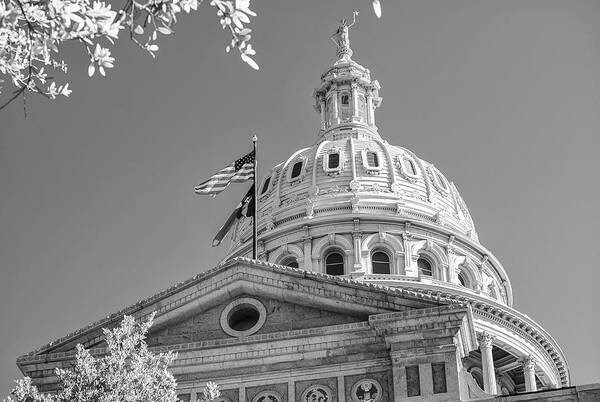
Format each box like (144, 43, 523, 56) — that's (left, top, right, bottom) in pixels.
(223, 23, 571, 393)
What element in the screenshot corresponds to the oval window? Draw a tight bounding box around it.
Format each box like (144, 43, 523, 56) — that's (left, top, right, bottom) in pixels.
(290, 161, 303, 179)
(436, 171, 448, 190)
(417, 257, 433, 277)
(372, 251, 391, 274)
(325, 252, 344, 275)
(328, 153, 340, 169)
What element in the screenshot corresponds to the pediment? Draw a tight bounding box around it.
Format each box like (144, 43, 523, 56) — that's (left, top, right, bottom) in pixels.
(146, 294, 368, 346)
(18, 258, 441, 363)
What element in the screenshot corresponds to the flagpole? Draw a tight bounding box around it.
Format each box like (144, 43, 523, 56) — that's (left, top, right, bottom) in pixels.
(252, 134, 258, 260)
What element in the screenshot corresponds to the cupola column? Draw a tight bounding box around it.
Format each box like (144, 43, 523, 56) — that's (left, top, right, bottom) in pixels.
(521, 355, 538, 392)
(319, 98, 326, 130)
(331, 85, 340, 125)
(367, 93, 375, 126)
(478, 332, 498, 394)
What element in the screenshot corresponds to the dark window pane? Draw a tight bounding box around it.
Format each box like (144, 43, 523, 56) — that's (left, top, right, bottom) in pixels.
(341, 94, 349, 105)
(406, 365, 421, 397)
(261, 176, 271, 194)
(418, 258, 432, 276)
(281, 257, 299, 268)
(367, 152, 379, 167)
(328, 153, 340, 169)
(178, 394, 191, 402)
(372, 251, 390, 274)
(405, 158, 417, 175)
(290, 161, 303, 179)
(432, 362, 447, 394)
(326, 252, 344, 275)
(458, 274, 466, 286)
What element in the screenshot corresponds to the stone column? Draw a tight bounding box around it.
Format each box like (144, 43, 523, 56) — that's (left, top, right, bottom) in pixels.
(366, 93, 374, 125)
(352, 231, 363, 272)
(521, 355, 537, 392)
(331, 86, 340, 125)
(477, 331, 498, 394)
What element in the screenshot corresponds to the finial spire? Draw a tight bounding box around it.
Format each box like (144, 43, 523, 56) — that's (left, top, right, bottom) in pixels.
(330, 10, 358, 59)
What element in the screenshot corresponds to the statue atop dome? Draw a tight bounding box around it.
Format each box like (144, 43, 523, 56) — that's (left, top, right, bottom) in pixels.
(331, 10, 358, 59)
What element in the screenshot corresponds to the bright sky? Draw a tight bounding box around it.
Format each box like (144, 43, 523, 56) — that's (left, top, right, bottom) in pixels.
(2, 0, 600, 395)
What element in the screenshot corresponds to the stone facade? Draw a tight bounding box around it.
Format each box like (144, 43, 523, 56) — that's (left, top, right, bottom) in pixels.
(16, 18, 600, 402)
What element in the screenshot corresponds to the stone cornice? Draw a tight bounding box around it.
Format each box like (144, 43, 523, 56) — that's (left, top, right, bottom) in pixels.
(16, 258, 567, 387)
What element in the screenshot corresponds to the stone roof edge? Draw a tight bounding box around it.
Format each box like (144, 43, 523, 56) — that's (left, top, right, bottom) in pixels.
(16, 257, 569, 386)
(16, 257, 428, 360)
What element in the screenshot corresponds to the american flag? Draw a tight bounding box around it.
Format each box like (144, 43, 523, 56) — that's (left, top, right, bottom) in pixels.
(194, 150, 255, 196)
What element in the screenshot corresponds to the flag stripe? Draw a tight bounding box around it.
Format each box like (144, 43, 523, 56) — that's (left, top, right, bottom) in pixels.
(195, 151, 255, 196)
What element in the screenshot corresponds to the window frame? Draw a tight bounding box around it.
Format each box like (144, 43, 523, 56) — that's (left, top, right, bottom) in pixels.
(397, 154, 420, 182)
(323, 148, 345, 175)
(286, 156, 307, 183)
(371, 249, 391, 274)
(417, 256, 434, 278)
(324, 250, 345, 276)
(361, 149, 383, 174)
(260, 175, 272, 195)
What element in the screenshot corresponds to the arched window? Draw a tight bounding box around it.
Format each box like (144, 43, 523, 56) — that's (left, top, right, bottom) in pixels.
(280, 256, 299, 269)
(404, 158, 417, 176)
(417, 257, 433, 277)
(325, 251, 344, 276)
(261, 176, 271, 194)
(290, 161, 303, 179)
(436, 171, 448, 190)
(458, 272, 467, 287)
(372, 251, 391, 274)
(328, 153, 340, 169)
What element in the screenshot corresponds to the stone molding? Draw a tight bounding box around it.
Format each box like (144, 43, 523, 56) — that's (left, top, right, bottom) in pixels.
(16, 258, 569, 387)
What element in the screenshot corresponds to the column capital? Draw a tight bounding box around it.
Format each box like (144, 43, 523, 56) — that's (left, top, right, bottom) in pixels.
(477, 331, 495, 348)
(520, 355, 537, 371)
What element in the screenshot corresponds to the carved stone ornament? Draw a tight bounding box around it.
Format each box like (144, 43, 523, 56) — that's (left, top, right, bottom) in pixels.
(521, 355, 537, 371)
(349, 179, 361, 192)
(302, 385, 332, 402)
(396, 155, 419, 183)
(306, 198, 315, 219)
(477, 331, 495, 348)
(390, 182, 404, 197)
(351, 193, 360, 212)
(351, 379, 382, 402)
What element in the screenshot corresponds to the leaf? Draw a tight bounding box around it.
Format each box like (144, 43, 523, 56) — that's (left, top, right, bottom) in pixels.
(148, 44, 159, 51)
(241, 53, 259, 70)
(372, 0, 382, 18)
(88, 64, 95, 77)
(157, 26, 172, 34)
(134, 25, 144, 34)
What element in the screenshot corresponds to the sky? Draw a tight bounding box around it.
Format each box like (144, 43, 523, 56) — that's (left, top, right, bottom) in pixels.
(2, 0, 600, 396)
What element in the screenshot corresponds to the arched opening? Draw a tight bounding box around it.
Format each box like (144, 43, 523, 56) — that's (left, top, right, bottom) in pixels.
(372, 250, 391, 274)
(290, 161, 303, 179)
(417, 257, 433, 277)
(458, 272, 467, 287)
(280, 256, 299, 269)
(325, 251, 344, 276)
(404, 157, 417, 176)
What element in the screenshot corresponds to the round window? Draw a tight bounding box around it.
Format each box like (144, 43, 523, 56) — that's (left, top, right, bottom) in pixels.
(220, 298, 266, 337)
